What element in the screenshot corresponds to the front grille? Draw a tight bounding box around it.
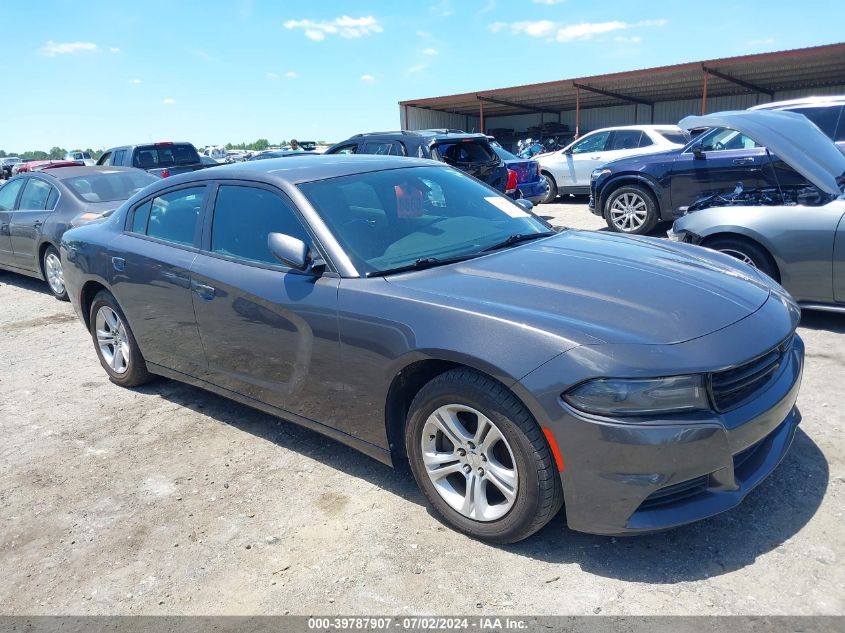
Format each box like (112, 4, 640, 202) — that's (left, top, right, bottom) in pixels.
(710, 336, 792, 411)
(639, 474, 709, 509)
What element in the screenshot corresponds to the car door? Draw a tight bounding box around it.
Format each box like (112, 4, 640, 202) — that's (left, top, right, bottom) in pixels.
(669, 128, 768, 213)
(189, 182, 344, 428)
(9, 176, 57, 272)
(106, 184, 209, 375)
(551, 130, 612, 189)
(0, 178, 25, 266)
(833, 206, 845, 304)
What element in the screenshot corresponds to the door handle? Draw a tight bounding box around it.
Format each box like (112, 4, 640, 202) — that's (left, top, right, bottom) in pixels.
(161, 270, 191, 288)
(111, 257, 126, 271)
(191, 281, 216, 300)
(732, 158, 755, 165)
(590, 155, 602, 160)
(33, 220, 43, 229)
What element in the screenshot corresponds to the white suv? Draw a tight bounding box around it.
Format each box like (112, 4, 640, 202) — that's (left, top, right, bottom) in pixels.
(750, 95, 845, 150)
(537, 125, 690, 203)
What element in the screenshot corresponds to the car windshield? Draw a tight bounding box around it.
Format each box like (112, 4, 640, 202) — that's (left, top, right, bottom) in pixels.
(65, 171, 159, 203)
(299, 166, 550, 275)
(133, 144, 200, 168)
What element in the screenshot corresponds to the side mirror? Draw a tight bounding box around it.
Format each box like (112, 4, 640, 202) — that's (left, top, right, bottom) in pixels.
(692, 145, 706, 160)
(268, 232, 313, 271)
(515, 198, 534, 212)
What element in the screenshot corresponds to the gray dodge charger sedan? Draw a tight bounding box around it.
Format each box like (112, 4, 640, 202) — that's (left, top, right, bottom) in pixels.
(60, 154, 804, 542)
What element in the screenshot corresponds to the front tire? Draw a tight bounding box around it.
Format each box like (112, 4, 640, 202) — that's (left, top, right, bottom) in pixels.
(42, 245, 68, 301)
(89, 290, 153, 387)
(604, 185, 659, 235)
(405, 368, 563, 543)
(704, 235, 780, 281)
(540, 172, 558, 204)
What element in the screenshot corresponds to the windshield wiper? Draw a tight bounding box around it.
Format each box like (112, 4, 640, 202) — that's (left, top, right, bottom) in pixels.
(366, 254, 478, 278)
(481, 231, 557, 253)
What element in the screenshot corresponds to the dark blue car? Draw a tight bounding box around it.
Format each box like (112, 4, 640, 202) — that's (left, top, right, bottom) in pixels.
(490, 144, 548, 205)
(589, 127, 809, 234)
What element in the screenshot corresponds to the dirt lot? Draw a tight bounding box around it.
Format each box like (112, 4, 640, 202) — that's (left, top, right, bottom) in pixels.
(1, 199, 843, 616)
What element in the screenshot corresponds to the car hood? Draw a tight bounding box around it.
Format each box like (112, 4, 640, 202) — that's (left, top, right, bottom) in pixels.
(680, 110, 845, 196)
(386, 231, 771, 347)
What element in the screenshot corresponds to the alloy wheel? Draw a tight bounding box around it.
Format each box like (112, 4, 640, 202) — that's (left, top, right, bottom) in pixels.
(421, 404, 518, 522)
(44, 252, 65, 295)
(95, 306, 130, 374)
(718, 248, 756, 267)
(609, 192, 648, 232)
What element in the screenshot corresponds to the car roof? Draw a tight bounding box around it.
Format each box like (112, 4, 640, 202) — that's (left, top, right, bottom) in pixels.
(750, 95, 845, 110)
(30, 166, 148, 181)
(588, 125, 684, 132)
(349, 130, 487, 141)
(160, 154, 441, 187)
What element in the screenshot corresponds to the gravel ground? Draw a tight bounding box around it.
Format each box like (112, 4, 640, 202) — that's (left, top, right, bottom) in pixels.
(0, 198, 843, 616)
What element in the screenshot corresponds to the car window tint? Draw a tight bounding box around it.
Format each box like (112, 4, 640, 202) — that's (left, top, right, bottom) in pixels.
(655, 130, 690, 145)
(19, 178, 52, 209)
(46, 187, 60, 210)
(332, 144, 357, 155)
(607, 130, 643, 151)
(362, 142, 394, 155)
(434, 140, 496, 163)
(211, 186, 310, 265)
(66, 172, 158, 203)
(700, 128, 760, 151)
(113, 149, 126, 165)
(789, 106, 841, 140)
(0, 179, 24, 210)
(570, 131, 610, 154)
(99, 152, 113, 166)
(131, 201, 152, 233)
(145, 186, 205, 246)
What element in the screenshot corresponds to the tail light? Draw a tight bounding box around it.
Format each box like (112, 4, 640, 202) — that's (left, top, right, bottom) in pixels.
(506, 169, 518, 194)
(531, 161, 540, 179)
(160, 169, 171, 178)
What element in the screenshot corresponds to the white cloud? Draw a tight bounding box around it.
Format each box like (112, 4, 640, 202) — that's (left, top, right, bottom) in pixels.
(406, 64, 428, 75)
(431, 0, 453, 17)
(38, 40, 97, 56)
(532, 0, 566, 4)
(491, 19, 667, 43)
(284, 15, 382, 41)
(422, 47, 438, 56)
(360, 74, 375, 82)
(163, 98, 176, 105)
(109, 47, 120, 53)
(613, 35, 642, 44)
(128, 78, 142, 85)
(285, 71, 298, 78)
(266, 72, 279, 79)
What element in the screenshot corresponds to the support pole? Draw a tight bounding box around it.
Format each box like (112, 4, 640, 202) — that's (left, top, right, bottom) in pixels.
(479, 100, 485, 134)
(575, 84, 581, 139)
(701, 71, 709, 115)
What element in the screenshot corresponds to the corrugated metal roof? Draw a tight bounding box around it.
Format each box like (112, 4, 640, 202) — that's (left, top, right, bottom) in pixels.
(399, 43, 845, 117)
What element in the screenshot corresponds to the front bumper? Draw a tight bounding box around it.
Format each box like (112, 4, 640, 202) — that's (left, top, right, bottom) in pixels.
(518, 329, 804, 536)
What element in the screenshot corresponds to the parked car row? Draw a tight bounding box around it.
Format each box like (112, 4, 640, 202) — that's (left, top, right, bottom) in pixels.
(1, 108, 831, 544)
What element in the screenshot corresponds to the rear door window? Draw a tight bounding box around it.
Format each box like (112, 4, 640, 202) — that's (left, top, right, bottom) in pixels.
(136, 186, 206, 246)
(46, 187, 60, 210)
(655, 130, 691, 145)
(330, 143, 358, 155)
(18, 178, 52, 209)
(113, 149, 127, 165)
(606, 130, 643, 151)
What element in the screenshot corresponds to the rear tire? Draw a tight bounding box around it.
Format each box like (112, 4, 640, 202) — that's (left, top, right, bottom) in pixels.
(405, 368, 563, 543)
(89, 290, 153, 387)
(540, 173, 558, 205)
(703, 235, 780, 281)
(603, 185, 659, 235)
(42, 245, 68, 301)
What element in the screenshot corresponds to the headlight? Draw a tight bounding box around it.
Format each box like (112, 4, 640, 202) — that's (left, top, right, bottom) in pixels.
(591, 168, 611, 181)
(563, 375, 710, 416)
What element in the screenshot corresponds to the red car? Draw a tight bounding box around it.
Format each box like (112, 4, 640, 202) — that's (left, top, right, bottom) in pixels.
(14, 160, 84, 174)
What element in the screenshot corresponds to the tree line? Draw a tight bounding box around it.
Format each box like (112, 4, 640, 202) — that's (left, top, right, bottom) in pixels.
(0, 148, 102, 160)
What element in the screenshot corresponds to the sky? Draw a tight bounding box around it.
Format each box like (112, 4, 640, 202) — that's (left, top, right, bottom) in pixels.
(1, 0, 841, 151)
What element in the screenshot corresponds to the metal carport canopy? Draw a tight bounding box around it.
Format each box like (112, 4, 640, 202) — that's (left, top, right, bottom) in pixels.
(399, 42, 845, 123)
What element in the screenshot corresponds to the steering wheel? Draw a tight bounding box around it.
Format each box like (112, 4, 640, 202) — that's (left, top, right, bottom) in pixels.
(713, 141, 726, 151)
